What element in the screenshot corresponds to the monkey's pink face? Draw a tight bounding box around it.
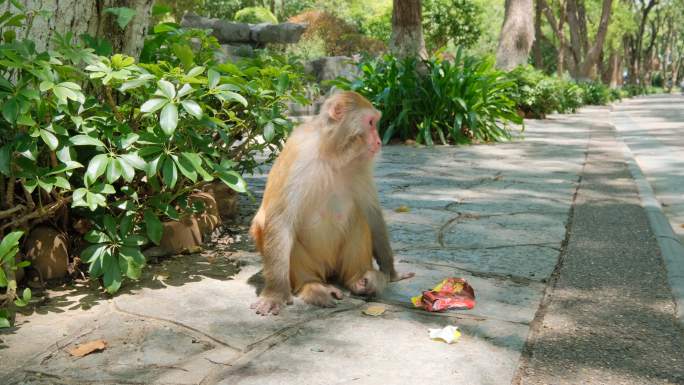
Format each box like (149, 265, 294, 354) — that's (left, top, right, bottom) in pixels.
(363, 111, 382, 157)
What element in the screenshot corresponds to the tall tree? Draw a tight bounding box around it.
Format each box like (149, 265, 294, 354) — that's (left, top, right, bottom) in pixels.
(627, 0, 659, 84)
(390, 0, 427, 58)
(496, 0, 535, 70)
(539, 0, 568, 76)
(568, 0, 614, 79)
(17, 0, 153, 58)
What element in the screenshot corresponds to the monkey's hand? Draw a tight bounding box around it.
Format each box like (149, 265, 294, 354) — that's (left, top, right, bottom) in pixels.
(251, 293, 293, 316)
(389, 270, 415, 282)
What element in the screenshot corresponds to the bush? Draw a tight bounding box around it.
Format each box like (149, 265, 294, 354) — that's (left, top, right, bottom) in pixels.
(330, 52, 522, 144)
(288, 10, 386, 57)
(578, 81, 613, 105)
(234, 6, 278, 24)
(0, 6, 307, 301)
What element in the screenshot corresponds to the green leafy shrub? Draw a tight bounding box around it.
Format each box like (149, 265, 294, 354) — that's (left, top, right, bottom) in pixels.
(288, 10, 386, 57)
(0, 231, 31, 328)
(0, 7, 307, 295)
(331, 52, 522, 144)
(234, 6, 278, 24)
(578, 81, 613, 105)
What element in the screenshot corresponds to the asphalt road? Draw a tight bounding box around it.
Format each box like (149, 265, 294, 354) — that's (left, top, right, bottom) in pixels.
(516, 111, 684, 384)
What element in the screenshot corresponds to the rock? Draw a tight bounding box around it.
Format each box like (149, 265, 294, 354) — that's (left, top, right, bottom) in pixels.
(304, 56, 360, 84)
(202, 182, 239, 220)
(182, 13, 251, 43)
(189, 192, 221, 238)
(24, 226, 69, 280)
(250, 22, 307, 44)
(181, 13, 306, 46)
(160, 216, 203, 255)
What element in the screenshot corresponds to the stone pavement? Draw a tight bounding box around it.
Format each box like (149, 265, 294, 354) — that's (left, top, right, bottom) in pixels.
(0, 104, 679, 385)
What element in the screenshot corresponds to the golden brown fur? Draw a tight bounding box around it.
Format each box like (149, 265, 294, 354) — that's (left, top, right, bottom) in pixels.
(250, 91, 413, 315)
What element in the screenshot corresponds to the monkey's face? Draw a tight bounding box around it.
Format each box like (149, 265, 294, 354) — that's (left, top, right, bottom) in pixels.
(356, 109, 382, 159)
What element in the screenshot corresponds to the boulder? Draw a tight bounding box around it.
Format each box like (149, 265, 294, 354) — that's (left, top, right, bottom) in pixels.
(159, 216, 203, 255)
(189, 192, 221, 238)
(250, 22, 307, 44)
(24, 226, 69, 280)
(181, 13, 306, 46)
(202, 182, 239, 220)
(304, 56, 361, 84)
(182, 13, 251, 43)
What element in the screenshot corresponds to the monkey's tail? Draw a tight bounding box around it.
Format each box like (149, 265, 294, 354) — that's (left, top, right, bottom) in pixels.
(250, 209, 265, 254)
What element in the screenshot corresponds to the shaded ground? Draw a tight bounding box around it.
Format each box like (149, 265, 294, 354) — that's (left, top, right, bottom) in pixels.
(0, 104, 681, 385)
(515, 112, 684, 385)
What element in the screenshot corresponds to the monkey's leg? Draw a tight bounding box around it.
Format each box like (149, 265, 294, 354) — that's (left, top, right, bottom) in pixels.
(337, 219, 385, 296)
(291, 240, 343, 308)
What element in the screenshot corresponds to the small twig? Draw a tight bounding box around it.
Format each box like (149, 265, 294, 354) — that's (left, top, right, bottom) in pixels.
(105, 86, 124, 122)
(6, 175, 14, 207)
(0, 196, 72, 231)
(22, 183, 35, 210)
(0, 204, 24, 220)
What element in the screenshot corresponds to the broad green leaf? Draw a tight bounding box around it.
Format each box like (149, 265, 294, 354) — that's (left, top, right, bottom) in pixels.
(119, 215, 134, 237)
(119, 152, 146, 171)
(180, 100, 202, 119)
(104, 7, 136, 29)
(120, 246, 145, 266)
(174, 154, 197, 182)
(39, 129, 59, 150)
(119, 74, 155, 92)
(217, 90, 248, 107)
(177, 83, 193, 98)
(162, 156, 178, 188)
(53, 176, 70, 190)
(85, 154, 109, 185)
(157, 79, 176, 99)
(103, 215, 117, 239)
(263, 122, 275, 142)
(70, 134, 105, 147)
(85, 230, 110, 243)
(106, 157, 122, 183)
(119, 133, 139, 149)
(171, 43, 194, 68)
(102, 250, 122, 294)
(186, 66, 205, 77)
(208, 69, 220, 89)
(118, 156, 135, 182)
(218, 170, 247, 193)
(2, 97, 18, 124)
(0, 317, 10, 328)
(159, 103, 178, 136)
(0, 231, 23, 260)
(140, 98, 167, 113)
(144, 209, 163, 245)
(80, 243, 107, 263)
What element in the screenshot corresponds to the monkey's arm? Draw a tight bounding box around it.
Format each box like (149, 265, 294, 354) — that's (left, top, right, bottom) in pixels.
(252, 214, 295, 315)
(365, 204, 415, 282)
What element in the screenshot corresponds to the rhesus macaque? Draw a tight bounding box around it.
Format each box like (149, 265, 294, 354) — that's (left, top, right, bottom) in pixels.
(249, 91, 414, 315)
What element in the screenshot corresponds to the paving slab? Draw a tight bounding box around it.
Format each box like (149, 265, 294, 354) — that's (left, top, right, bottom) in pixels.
(1, 106, 600, 385)
(211, 308, 529, 385)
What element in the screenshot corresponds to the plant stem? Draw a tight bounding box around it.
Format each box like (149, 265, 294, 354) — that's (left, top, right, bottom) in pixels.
(0, 196, 72, 232)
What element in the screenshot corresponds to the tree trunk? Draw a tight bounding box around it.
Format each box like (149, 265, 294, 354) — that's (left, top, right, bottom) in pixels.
(17, 0, 153, 58)
(496, 0, 535, 70)
(575, 0, 613, 80)
(631, 0, 659, 84)
(607, 52, 621, 88)
(390, 0, 427, 59)
(532, 0, 544, 69)
(539, 0, 566, 76)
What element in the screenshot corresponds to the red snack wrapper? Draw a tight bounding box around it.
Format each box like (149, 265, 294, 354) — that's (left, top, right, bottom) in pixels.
(411, 278, 475, 312)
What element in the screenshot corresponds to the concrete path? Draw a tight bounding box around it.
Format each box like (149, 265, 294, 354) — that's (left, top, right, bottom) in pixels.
(515, 110, 684, 385)
(0, 103, 681, 385)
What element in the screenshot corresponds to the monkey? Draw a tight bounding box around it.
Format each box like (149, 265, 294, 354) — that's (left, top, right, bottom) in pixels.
(249, 91, 414, 315)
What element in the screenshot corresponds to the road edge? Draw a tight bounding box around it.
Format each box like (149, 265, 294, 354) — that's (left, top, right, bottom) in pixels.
(611, 110, 684, 328)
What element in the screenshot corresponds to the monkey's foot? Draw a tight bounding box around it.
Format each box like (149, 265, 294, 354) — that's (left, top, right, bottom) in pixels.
(350, 270, 386, 296)
(390, 270, 415, 282)
(251, 294, 293, 316)
(299, 283, 343, 308)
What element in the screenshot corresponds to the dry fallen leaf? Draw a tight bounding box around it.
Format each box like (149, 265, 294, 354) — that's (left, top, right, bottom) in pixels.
(362, 303, 387, 316)
(68, 339, 107, 357)
(394, 205, 410, 213)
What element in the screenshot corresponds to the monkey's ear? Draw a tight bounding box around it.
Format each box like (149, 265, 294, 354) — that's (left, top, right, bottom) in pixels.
(328, 100, 345, 122)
